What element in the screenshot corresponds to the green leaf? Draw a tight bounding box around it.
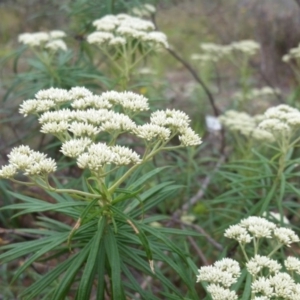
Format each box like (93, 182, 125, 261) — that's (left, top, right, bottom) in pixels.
(0, 234, 66, 263)
(241, 270, 252, 299)
(104, 227, 125, 300)
(21, 254, 77, 299)
(96, 241, 106, 299)
(6, 202, 85, 218)
(121, 244, 182, 296)
(121, 263, 160, 300)
(76, 216, 106, 299)
(124, 181, 177, 214)
(12, 232, 70, 282)
(51, 239, 92, 300)
(127, 166, 169, 190)
(111, 206, 153, 261)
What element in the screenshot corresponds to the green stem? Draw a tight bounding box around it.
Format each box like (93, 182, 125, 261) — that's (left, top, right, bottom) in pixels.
(107, 140, 182, 194)
(240, 244, 249, 262)
(10, 178, 36, 186)
(253, 238, 258, 255)
(50, 186, 101, 198)
(129, 47, 153, 71)
(108, 163, 141, 194)
(32, 49, 61, 85)
(268, 244, 283, 258)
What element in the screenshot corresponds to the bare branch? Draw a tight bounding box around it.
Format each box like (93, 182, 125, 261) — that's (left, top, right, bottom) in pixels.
(186, 234, 209, 265)
(165, 47, 220, 117)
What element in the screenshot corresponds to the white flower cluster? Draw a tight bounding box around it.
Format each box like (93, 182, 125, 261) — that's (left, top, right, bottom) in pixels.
(251, 271, 300, 299)
(221, 104, 300, 144)
(76, 143, 141, 171)
(258, 104, 300, 139)
(148, 109, 202, 146)
(219, 110, 274, 142)
(225, 216, 299, 246)
(0, 145, 56, 178)
(19, 87, 149, 117)
(87, 14, 168, 49)
(131, 4, 156, 18)
(15, 87, 202, 175)
(233, 86, 281, 102)
(18, 30, 67, 51)
(246, 255, 282, 276)
(191, 43, 232, 63)
(198, 216, 300, 300)
(191, 40, 260, 63)
(283, 44, 300, 62)
(196, 258, 240, 300)
(230, 40, 260, 56)
(285, 256, 300, 274)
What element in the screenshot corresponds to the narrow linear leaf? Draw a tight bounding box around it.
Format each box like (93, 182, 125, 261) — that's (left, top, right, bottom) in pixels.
(51, 239, 92, 300)
(21, 254, 78, 299)
(104, 227, 124, 300)
(12, 232, 69, 282)
(77, 216, 106, 299)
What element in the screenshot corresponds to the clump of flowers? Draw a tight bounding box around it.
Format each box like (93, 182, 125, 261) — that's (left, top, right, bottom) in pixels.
(230, 40, 260, 56)
(233, 87, 281, 103)
(219, 110, 274, 143)
(282, 44, 300, 63)
(18, 30, 67, 52)
(191, 40, 260, 64)
(220, 104, 300, 146)
(282, 45, 300, 85)
(191, 40, 260, 107)
(258, 104, 300, 143)
(87, 14, 168, 83)
(0, 87, 201, 194)
(87, 14, 168, 49)
(197, 216, 300, 300)
(191, 43, 232, 63)
(131, 3, 156, 18)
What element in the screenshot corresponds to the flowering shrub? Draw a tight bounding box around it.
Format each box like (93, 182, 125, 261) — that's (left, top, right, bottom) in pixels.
(197, 216, 300, 300)
(87, 13, 168, 86)
(0, 87, 201, 299)
(0, 87, 200, 192)
(220, 104, 300, 150)
(18, 30, 67, 51)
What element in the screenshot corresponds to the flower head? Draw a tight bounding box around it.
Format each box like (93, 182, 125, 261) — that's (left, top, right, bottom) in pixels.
(18, 32, 49, 47)
(110, 145, 141, 165)
(251, 277, 273, 298)
(6, 145, 56, 176)
(273, 227, 299, 246)
(206, 284, 238, 300)
(240, 216, 276, 239)
(77, 143, 115, 171)
(197, 258, 240, 287)
(100, 112, 136, 132)
(246, 255, 281, 276)
(88, 13, 168, 51)
(178, 127, 202, 146)
(45, 39, 67, 51)
(285, 256, 300, 274)
(0, 164, 18, 179)
(60, 138, 93, 158)
(224, 224, 252, 244)
(150, 109, 190, 130)
(35, 88, 71, 103)
(18, 30, 67, 51)
(133, 124, 171, 141)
